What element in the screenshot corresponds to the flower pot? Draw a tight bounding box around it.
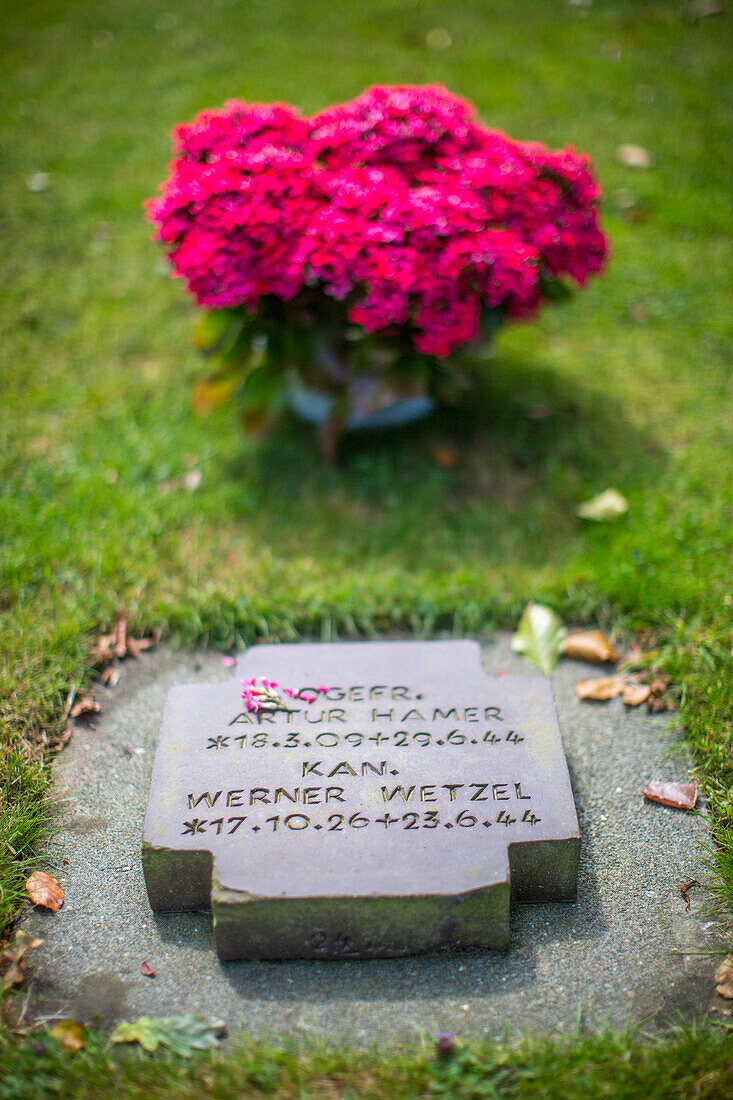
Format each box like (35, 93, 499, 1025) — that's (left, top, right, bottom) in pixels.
(286, 369, 435, 431)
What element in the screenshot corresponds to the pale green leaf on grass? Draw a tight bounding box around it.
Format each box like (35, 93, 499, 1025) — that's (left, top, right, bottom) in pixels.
(511, 603, 567, 675)
(576, 488, 629, 521)
(110, 1014, 226, 1056)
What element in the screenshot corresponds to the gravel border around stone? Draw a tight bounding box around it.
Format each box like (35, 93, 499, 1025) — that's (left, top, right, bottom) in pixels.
(20, 635, 726, 1046)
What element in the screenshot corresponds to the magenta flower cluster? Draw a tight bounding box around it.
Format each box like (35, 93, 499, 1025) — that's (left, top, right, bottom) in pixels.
(147, 86, 607, 358)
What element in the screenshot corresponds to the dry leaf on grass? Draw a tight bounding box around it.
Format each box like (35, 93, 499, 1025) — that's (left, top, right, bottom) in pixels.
(193, 374, 240, 417)
(183, 468, 202, 491)
(680, 880, 700, 911)
(715, 957, 733, 999)
(52, 725, 74, 752)
(126, 635, 155, 659)
(686, 1, 724, 21)
(426, 27, 452, 48)
(1, 931, 43, 990)
(159, 469, 203, 493)
(430, 445, 459, 469)
(561, 630, 619, 663)
(90, 615, 154, 665)
(69, 695, 100, 719)
(26, 172, 50, 192)
(524, 403, 553, 421)
(647, 675, 675, 712)
(90, 617, 125, 663)
(642, 781, 698, 811)
(100, 665, 122, 687)
(617, 143, 653, 169)
(50, 1020, 86, 1052)
(25, 871, 64, 911)
(576, 487, 629, 521)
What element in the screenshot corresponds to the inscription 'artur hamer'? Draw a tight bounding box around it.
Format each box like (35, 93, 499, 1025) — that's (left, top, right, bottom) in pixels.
(142, 640, 580, 960)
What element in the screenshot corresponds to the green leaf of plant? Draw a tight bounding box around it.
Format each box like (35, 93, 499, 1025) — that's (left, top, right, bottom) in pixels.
(192, 309, 245, 356)
(511, 602, 567, 674)
(192, 371, 242, 417)
(110, 1014, 226, 1057)
(239, 363, 285, 436)
(539, 275, 572, 301)
(576, 488, 629, 521)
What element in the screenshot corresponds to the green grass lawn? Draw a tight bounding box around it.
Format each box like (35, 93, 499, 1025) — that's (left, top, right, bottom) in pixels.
(2, 1024, 733, 1099)
(1, 0, 732, 1092)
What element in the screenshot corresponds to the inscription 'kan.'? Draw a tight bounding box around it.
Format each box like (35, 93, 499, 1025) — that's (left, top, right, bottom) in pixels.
(142, 640, 580, 959)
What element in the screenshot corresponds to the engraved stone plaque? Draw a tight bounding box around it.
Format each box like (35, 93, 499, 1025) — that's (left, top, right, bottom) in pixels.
(142, 641, 580, 960)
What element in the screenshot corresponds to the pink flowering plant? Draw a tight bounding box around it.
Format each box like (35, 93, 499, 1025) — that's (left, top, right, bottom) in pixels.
(147, 85, 607, 454)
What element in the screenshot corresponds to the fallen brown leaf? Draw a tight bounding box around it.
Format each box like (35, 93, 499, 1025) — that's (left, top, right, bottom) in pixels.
(1, 931, 43, 990)
(426, 27, 452, 48)
(576, 675, 626, 701)
(90, 615, 154, 665)
(524, 403, 553, 420)
(686, 0, 724, 21)
(69, 695, 100, 719)
(621, 681, 651, 706)
(715, 957, 733, 999)
(100, 665, 122, 687)
(576, 487, 629, 521)
(562, 630, 619, 664)
(647, 675, 675, 712)
(140, 960, 156, 978)
(617, 143, 653, 169)
(430, 445, 459, 469)
(50, 1020, 86, 1052)
(89, 616, 126, 663)
(127, 636, 154, 659)
(52, 724, 74, 751)
(680, 879, 700, 911)
(112, 615, 128, 658)
(25, 871, 64, 911)
(642, 781, 698, 811)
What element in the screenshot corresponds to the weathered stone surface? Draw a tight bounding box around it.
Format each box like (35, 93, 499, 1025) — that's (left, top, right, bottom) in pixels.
(142, 641, 579, 959)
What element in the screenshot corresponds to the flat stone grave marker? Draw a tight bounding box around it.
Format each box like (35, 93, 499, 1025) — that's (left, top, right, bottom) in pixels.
(142, 640, 580, 959)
